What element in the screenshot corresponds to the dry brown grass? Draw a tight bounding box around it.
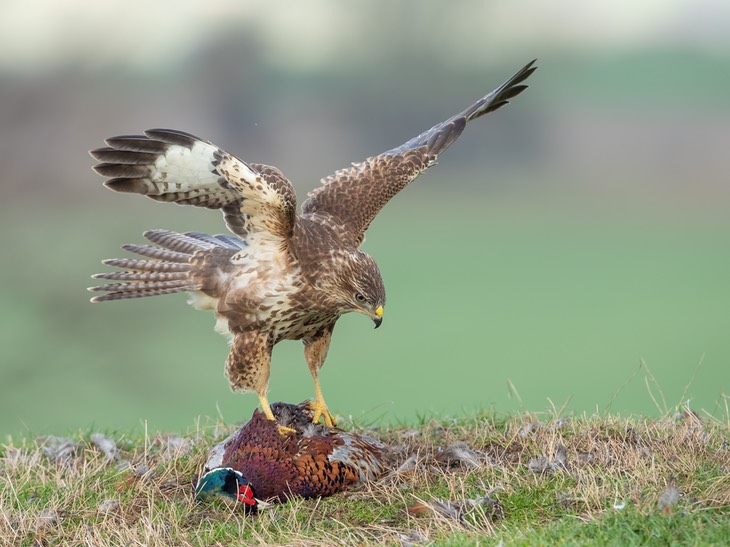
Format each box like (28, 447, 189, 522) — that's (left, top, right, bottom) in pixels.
(1, 407, 728, 546)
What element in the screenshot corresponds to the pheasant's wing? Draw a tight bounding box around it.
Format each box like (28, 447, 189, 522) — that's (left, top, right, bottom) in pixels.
(301, 60, 536, 246)
(292, 436, 362, 498)
(90, 129, 296, 242)
(291, 429, 392, 498)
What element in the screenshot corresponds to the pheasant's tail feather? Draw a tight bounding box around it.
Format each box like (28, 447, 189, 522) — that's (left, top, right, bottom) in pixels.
(89, 229, 242, 302)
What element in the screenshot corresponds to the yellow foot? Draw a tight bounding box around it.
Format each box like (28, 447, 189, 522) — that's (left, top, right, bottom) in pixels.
(277, 423, 296, 437)
(308, 400, 337, 427)
(257, 394, 297, 436)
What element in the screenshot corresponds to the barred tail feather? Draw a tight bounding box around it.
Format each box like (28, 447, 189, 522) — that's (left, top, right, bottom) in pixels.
(143, 229, 218, 253)
(120, 244, 191, 263)
(101, 258, 192, 273)
(91, 271, 190, 282)
(89, 280, 197, 302)
(184, 231, 246, 250)
(89, 229, 242, 303)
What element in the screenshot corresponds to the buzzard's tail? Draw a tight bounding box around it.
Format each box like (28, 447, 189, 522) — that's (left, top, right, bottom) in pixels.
(89, 230, 243, 302)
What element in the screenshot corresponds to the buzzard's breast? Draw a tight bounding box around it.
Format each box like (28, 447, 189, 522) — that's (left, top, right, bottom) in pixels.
(215, 237, 316, 338)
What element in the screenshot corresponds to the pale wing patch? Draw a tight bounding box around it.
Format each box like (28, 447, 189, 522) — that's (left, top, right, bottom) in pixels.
(91, 129, 297, 240)
(150, 140, 221, 193)
(214, 152, 294, 242)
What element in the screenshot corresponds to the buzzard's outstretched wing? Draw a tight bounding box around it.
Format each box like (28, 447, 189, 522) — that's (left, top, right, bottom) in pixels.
(90, 129, 296, 241)
(301, 60, 537, 246)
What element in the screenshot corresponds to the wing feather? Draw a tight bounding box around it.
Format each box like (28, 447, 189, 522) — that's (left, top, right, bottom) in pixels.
(90, 129, 296, 242)
(301, 60, 537, 246)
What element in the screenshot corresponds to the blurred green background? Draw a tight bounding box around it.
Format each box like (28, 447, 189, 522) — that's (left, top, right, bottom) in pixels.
(1, 1, 728, 437)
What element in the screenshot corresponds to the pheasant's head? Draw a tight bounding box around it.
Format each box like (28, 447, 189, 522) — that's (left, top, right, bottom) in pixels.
(195, 467, 257, 513)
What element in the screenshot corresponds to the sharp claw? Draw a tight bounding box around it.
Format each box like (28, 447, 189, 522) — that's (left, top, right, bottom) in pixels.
(308, 401, 337, 427)
(277, 424, 296, 437)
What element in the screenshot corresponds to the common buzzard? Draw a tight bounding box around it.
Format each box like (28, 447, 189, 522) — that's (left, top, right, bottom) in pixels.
(89, 60, 536, 433)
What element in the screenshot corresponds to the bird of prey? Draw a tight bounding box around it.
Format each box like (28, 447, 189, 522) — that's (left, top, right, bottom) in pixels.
(195, 401, 392, 511)
(89, 60, 536, 433)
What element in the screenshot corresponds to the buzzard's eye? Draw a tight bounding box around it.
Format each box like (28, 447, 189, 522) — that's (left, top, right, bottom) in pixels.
(355, 292, 366, 303)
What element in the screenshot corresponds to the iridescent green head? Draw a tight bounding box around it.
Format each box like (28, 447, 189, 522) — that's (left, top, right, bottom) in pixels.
(195, 467, 258, 513)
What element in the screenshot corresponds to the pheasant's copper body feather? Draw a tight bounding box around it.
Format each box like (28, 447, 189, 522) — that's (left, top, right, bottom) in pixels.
(203, 402, 392, 503)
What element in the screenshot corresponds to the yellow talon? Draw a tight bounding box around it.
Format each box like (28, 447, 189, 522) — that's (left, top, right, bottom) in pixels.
(258, 393, 296, 436)
(277, 424, 297, 436)
(308, 399, 337, 427)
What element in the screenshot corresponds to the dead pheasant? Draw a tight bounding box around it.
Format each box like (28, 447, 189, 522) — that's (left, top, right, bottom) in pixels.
(195, 402, 392, 511)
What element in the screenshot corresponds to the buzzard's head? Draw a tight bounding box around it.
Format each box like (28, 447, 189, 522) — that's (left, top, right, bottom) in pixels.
(326, 250, 386, 328)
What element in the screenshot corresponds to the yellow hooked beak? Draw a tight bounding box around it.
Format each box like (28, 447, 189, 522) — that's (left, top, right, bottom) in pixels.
(373, 305, 383, 329)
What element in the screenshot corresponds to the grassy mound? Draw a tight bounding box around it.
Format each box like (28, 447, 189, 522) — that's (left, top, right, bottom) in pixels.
(2, 409, 728, 545)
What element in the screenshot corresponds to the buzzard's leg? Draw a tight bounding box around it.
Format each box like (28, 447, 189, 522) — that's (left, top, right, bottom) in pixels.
(227, 332, 295, 435)
(304, 327, 337, 427)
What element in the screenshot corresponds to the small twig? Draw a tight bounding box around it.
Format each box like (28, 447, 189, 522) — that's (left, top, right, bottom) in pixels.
(641, 359, 668, 416)
(677, 353, 705, 411)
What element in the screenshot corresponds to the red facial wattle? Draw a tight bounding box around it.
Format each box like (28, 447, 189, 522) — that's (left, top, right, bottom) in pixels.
(237, 483, 256, 506)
